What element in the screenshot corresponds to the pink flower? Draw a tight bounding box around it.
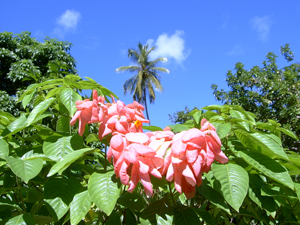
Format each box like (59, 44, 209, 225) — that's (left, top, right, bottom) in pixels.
(108, 132, 168, 196)
(70, 90, 102, 136)
(164, 119, 228, 198)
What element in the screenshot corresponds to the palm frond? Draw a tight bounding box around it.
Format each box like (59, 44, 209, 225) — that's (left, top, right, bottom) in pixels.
(149, 57, 168, 66)
(123, 75, 138, 95)
(116, 66, 140, 73)
(150, 67, 170, 74)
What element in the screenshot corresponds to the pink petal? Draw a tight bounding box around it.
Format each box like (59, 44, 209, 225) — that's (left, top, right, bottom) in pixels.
(130, 144, 156, 158)
(128, 163, 139, 193)
(126, 133, 149, 144)
(182, 164, 196, 187)
(139, 173, 153, 197)
(138, 160, 149, 174)
(186, 149, 199, 164)
(166, 163, 174, 182)
(70, 111, 81, 125)
(152, 156, 164, 169)
(119, 161, 129, 185)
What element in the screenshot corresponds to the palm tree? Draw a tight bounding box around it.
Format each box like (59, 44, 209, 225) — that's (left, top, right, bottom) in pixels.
(116, 43, 169, 124)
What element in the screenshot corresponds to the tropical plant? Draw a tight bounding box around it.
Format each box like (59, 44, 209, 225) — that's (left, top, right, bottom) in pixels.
(116, 42, 169, 123)
(1, 71, 300, 224)
(212, 44, 300, 151)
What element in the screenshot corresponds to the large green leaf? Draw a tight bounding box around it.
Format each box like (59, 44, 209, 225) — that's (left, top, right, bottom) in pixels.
(140, 196, 173, 224)
(70, 190, 92, 225)
(234, 129, 288, 160)
(88, 171, 120, 216)
(174, 207, 200, 225)
(211, 163, 249, 212)
(43, 135, 83, 161)
(48, 148, 94, 177)
(44, 177, 82, 221)
(238, 151, 294, 190)
(0, 110, 16, 126)
(60, 87, 82, 116)
(6, 156, 43, 183)
(6, 214, 36, 225)
(118, 192, 146, 212)
(0, 198, 23, 212)
(0, 139, 9, 159)
(229, 109, 250, 131)
(276, 127, 298, 140)
(25, 98, 55, 126)
(167, 124, 190, 133)
(216, 123, 231, 139)
(193, 208, 216, 225)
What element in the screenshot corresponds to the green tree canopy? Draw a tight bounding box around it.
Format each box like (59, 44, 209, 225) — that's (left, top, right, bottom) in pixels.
(212, 44, 300, 150)
(0, 31, 77, 115)
(116, 42, 169, 123)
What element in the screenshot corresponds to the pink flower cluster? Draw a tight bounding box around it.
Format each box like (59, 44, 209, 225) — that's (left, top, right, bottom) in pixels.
(71, 91, 228, 198)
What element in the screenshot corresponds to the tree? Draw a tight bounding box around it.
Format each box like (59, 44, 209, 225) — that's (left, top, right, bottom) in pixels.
(168, 106, 198, 124)
(212, 44, 300, 150)
(0, 31, 77, 116)
(116, 42, 169, 123)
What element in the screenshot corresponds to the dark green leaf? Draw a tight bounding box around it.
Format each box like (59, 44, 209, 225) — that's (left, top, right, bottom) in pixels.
(174, 207, 200, 225)
(6, 214, 35, 225)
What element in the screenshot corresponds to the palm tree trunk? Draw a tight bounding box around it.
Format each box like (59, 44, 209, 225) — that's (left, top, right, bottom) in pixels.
(143, 89, 151, 125)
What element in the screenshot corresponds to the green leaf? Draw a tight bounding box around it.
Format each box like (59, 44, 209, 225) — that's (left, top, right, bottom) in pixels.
(294, 183, 300, 201)
(216, 123, 231, 139)
(167, 124, 190, 133)
(230, 109, 250, 131)
(0, 198, 23, 212)
(197, 182, 231, 214)
(157, 214, 173, 225)
(63, 77, 82, 89)
(0, 139, 9, 159)
(60, 88, 82, 116)
(46, 87, 63, 99)
(22, 89, 36, 109)
(6, 156, 43, 183)
(56, 116, 70, 133)
(70, 190, 92, 225)
(48, 148, 94, 177)
(140, 196, 173, 224)
(117, 192, 146, 212)
(3, 114, 27, 136)
(43, 135, 83, 161)
(202, 105, 222, 111)
(234, 129, 288, 160)
(192, 110, 202, 125)
(6, 214, 36, 225)
(193, 208, 216, 225)
(105, 211, 121, 225)
(174, 207, 200, 225)
(212, 163, 249, 212)
(238, 150, 294, 190)
(44, 177, 82, 221)
(0, 110, 16, 126)
(276, 127, 299, 140)
(25, 98, 55, 126)
(143, 125, 163, 131)
(88, 171, 120, 216)
(86, 133, 99, 144)
(33, 216, 54, 225)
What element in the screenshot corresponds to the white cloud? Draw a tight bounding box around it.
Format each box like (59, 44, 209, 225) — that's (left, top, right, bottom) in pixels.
(53, 9, 81, 39)
(57, 9, 81, 29)
(147, 30, 190, 64)
(250, 16, 272, 42)
(228, 45, 244, 56)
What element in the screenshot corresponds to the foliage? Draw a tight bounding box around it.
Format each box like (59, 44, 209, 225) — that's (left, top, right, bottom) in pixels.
(212, 44, 300, 151)
(1, 69, 300, 224)
(0, 31, 77, 116)
(116, 42, 169, 123)
(168, 106, 198, 124)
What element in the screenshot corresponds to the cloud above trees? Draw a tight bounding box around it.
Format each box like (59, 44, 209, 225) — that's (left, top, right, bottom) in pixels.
(53, 9, 81, 39)
(147, 30, 190, 64)
(250, 15, 272, 42)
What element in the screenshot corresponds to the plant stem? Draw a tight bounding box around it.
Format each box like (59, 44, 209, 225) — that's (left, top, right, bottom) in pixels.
(16, 177, 26, 213)
(168, 182, 176, 205)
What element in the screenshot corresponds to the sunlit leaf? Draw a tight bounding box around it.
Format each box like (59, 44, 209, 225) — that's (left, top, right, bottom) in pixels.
(70, 190, 92, 225)
(0, 139, 9, 159)
(60, 88, 82, 117)
(216, 123, 231, 139)
(6, 214, 35, 225)
(212, 163, 249, 212)
(6, 156, 43, 183)
(88, 171, 120, 216)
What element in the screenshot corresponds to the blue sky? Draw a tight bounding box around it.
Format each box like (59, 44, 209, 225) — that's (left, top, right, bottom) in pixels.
(1, 1, 300, 128)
